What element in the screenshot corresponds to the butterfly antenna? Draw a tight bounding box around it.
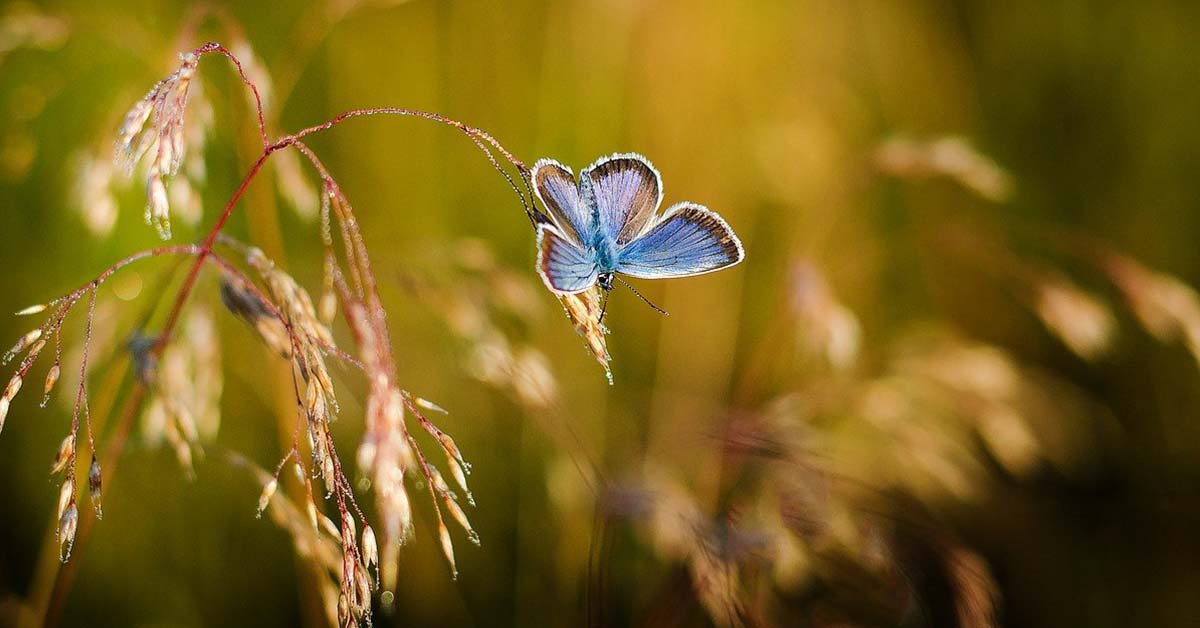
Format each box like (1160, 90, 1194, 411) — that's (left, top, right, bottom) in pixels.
(615, 276, 669, 316)
(598, 289, 611, 324)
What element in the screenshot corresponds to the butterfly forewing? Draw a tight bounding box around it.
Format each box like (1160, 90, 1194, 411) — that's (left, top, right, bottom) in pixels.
(583, 153, 663, 246)
(536, 223, 599, 294)
(615, 202, 744, 279)
(532, 159, 591, 244)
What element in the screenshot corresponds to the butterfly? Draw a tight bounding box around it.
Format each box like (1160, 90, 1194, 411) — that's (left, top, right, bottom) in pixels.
(530, 153, 744, 306)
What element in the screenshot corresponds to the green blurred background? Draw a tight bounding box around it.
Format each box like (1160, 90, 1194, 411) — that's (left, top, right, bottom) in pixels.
(2, 1, 1200, 626)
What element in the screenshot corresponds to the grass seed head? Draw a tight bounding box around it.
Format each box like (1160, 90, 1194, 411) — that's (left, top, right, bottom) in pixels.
(116, 50, 200, 239)
(145, 173, 171, 239)
(320, 514, 340, 541)
(56, 479, 74, 522)
(438, 521, 457, 580)
(353, 561, 371, 615)
(4, 374, 23, 402)
(50, 434, 73, 475)
(58, 501, 78, 562)
(336, 593, 350, 627)
(361, 525, 378, 568)
(557, 288, 611, 378)
(256, 477, 278, 518)
(4, 328, 42, 364)
(88, 456, 103, 519)
(14, 303, 47, 316)
(1035, 278, 1115, 361)
(41, 363, 60, 406)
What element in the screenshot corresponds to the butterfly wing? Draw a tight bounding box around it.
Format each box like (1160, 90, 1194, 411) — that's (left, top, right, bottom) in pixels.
(532, 159, 592, 244)
(581, 153, 663, 246)
(536, 223, 599, 294)
(615, 202, 744, 279)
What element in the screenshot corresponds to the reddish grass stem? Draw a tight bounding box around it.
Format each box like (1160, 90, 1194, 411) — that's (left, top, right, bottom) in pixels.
(153, 150, 273, 354)
(195, 42, 270, 148)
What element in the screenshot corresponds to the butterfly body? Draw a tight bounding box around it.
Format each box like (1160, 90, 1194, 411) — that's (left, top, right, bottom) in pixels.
(582, 220, 619, 292)
(583, 220, 620, 278)
(531, 153, 744, 296)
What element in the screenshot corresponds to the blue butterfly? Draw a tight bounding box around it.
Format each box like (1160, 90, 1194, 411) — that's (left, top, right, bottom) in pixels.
(531, 153, 745, 302)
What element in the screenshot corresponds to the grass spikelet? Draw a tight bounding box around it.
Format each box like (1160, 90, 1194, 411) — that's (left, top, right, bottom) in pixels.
(15, 303, 47, 316)
(438, 521, 457, 579)
(944, 542, 1000, 628)
(56, 479, 73, 522)
(88, 456, 103, 519)
(558, 288, 611, 381)
(57, 501, 78, 562)
(1034, 276, 1115, 361)
(2, 374, 20, 405)
(361, 524, 378, 569)
(1101, 252, 1200, 366)
(219, 276, 292, 357)
(50, 434, 73, 475)
(41, 363, 60, 407)
(256, 477, 277, 518)
(4, 328, 42, 364)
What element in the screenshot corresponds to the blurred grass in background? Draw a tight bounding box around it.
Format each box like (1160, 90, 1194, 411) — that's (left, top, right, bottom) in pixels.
(2, 1, 1200, 626)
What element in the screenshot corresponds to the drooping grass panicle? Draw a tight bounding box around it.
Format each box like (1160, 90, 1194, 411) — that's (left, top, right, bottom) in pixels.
(875, 135, 1014, 203)
(4, 34, 549, 626)
(116, 52, 199, 239)
(1100, 250, 1200, 367)
(789, 259, 861, 371)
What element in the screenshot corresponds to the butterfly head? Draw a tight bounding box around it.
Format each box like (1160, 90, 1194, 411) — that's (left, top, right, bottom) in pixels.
(598, 272, 615, 292)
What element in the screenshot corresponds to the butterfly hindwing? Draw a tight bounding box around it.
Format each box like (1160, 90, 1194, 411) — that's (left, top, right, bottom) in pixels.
(536, 223, 599, 294)
(615, 202, 744, 279)
(532, 159, 591, 244)
(582, 153, 663, 246)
